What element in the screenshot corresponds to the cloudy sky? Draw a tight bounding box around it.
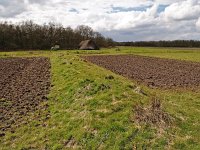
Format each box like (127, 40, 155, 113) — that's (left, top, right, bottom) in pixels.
(0, 0, 200, 41)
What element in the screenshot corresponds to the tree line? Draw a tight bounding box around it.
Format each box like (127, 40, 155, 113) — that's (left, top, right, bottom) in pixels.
(1, 20, 199, 51)
(0, 21, 115, 51)
(117, 40, 200, 48)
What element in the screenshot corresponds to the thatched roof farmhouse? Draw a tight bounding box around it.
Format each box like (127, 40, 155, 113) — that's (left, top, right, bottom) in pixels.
(79, 40, 99, 50)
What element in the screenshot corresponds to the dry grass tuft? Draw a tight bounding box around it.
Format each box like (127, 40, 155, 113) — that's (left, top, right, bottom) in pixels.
(134, 97, 173, 127)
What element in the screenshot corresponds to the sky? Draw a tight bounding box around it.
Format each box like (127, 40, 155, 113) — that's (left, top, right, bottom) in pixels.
(0, 0, 200, 41)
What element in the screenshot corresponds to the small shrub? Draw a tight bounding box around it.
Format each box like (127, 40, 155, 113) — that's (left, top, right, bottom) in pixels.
(105, 75, 114, 80)
(115, 48, 121, 51)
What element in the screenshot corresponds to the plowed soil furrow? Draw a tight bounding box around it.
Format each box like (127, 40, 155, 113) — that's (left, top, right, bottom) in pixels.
(0, 57, 51, 134)
(83, 55, 200, 89)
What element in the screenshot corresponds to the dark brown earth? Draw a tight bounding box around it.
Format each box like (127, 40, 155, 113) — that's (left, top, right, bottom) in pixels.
(82, 55, 200, 89)
(0, 57, 51, 135)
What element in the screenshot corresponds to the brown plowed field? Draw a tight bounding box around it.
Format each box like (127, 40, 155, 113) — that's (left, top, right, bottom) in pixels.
(0, 57, 51, 134)
(83, 55, 200, 89)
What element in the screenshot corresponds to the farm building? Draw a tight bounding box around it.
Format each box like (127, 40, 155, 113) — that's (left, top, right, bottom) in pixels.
(79, 40, 99, 50)
(51, 41, 60, 50)
(51, 44, 60, 50)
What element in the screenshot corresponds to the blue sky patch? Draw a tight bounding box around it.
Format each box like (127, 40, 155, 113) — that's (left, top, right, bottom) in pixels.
(110, 5, 151, 13)
(158, 5, 169, 13)
(109, 4, 169, 14)
(69, 8, 79, 13)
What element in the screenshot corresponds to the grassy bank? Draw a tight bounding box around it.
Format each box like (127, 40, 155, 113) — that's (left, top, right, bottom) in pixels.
(0, 47, 200, 149)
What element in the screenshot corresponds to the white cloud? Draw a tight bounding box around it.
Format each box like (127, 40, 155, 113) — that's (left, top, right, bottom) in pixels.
(196, 18, 200, 29)
(0, 0, 200, 41)
(163, 0, 200, 21)
(0, 0, 27, 17)
(154, 0, 183, 5)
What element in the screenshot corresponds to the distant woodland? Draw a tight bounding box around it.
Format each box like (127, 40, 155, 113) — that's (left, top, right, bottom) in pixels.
(118, 40, 200, 48)
(0, 21, 114, 51)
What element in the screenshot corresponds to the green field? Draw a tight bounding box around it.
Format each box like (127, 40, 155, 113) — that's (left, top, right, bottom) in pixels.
(0, 47, 200, 150)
